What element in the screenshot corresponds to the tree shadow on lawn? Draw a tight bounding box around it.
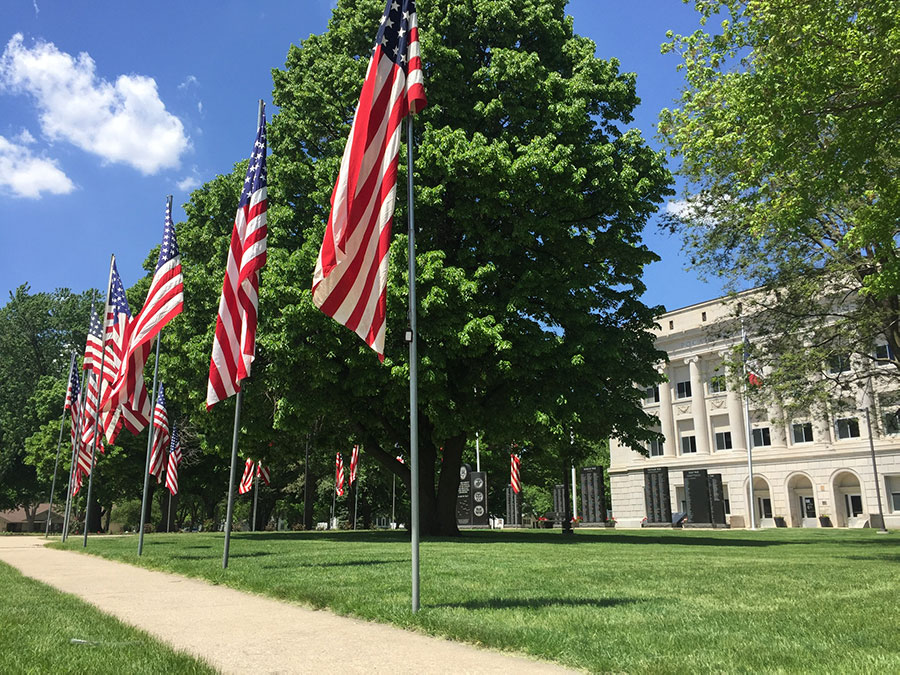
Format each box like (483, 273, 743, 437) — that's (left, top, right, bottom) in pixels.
(433, 596, 644, 610)
(260, 558, 407, 570)
(170, 551, 274, 560)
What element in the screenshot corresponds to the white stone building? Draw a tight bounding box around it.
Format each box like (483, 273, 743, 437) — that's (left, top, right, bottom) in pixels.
(609, 294, 900, 529)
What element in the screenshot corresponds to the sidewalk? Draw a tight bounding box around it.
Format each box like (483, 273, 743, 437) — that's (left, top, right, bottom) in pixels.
(0, 537, 572, 674)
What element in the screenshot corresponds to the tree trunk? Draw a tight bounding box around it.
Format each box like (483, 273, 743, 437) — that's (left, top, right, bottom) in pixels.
(24, 503, 37, 532)
(433, 435, 465, 536)
(303, 435, 314, 530)
(86, 489, 102, 532)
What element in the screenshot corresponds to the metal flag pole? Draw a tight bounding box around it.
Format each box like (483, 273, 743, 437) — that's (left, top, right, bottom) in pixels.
(475, 432, 481, 472)
(860, 376, 888, 533)
(63, 341, 91, 541)
(83, 255, 116, 547)
(406, 115, 421, 613)
(353, 476, 359, 530)
(741, 320, 757, 530)
(331, 470, 337, 530)
(571, 464, 578, 522)
(391, 474, 396, 526)
(252, 465, 259, 532)
(166, 492, 173, 533)
(45, 352, 77, 537)
(138, 335, 162, 553)
(222, 389, 243, 568)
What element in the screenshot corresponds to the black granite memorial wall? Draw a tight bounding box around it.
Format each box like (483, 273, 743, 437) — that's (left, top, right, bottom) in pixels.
(470, 471, 489, 526)
(580, 466, 607, 523)
(643, 467, 672, 524)
(505, 485, 522, 526)
(684, 469, 712, 525)
(456, 463, 473, 526)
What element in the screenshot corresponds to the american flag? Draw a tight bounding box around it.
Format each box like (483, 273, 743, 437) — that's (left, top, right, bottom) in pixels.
(335, 452, 345, 497)
(149, 383, 170, 483)
(65, 358, 82, 473)
(312, 0, 426, 359)
(165, 423, 181, 496)
(99, 262, 151, 444)
(510, 454, 522, 494)
(350, 444, 360, 484)
(257, 462, 271, 487)
(82, 305, 104, 373)
(207, 105, 268, 409)
(105, 198, 184, 420)
(238, 458, 255, 495)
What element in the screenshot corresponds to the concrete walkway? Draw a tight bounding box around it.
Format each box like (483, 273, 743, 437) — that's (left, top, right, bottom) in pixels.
(0, 537, 572, 674)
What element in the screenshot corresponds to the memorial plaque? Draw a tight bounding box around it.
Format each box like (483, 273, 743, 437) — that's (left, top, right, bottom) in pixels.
(456, 463, 473, 526)
(580, 466, 607, 523)
(643, 467, 672, 524)
(470, 471, 489, 526)
(505, 485, 522, 526)
(708, 473, 726, 526)
(684, 469, 712, 525)
(553, 484, 566, 515)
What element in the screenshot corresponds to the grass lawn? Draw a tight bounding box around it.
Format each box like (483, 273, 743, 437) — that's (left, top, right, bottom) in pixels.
(55, 528, 899, 673)
(0, 560, 213, 674)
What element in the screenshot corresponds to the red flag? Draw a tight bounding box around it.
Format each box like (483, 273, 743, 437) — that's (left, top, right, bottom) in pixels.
(335, 452, 345, 497)
(207, 107, 268, 408)
(104, 198, 183, 419)
(257, 462, 270, 487)
(312, 0, 426, 359)
(349, 444, 360, 484)
(510, 454, 521, 494)
(748, 371, 763, 387)
(238, 458, 254, 495)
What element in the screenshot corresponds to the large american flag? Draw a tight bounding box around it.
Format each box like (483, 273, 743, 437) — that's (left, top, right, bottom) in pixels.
(207, 106, 268, 409)
(149, 383, 170, 483)
(77, 303, 106, 487)
(82, 305, 104, 374)
(510, 454, 522, 494)
(105, 198, 184, 420)
(312, 0, 427, 359)
(349, 444, 360, 485)
(65, 358, 82, 476)
(335, 452, 345, 497)
(238, 458, 255, 495)
(165, 423, 181, 496)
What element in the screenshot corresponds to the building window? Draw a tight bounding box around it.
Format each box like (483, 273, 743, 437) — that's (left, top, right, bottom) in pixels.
(723, 485, 731, 515)
(701, 311, 707, 322)
(845, 494, 863, 517)
(751, 427, 771, 447)
(681, 435, 697, 454)
(648, 438, 663, 457)
(676, 381, 692, 399)
(891, 492, 900, 511)
(644, 386, 660, 404)
(828, 354, 851, 373)
(835, 417, 860, 439)
(669, 320, 674, 330)
(709, 375, 727, 394)
(883, 409, 900, 435)
(792, 422, 814, 444)
(875, 343, 894, 361)
(715, 431, 732, 451)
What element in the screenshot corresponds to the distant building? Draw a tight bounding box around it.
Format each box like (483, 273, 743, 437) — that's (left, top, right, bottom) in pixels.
(609, 294, 900, 529)
(0, 503, 64, 533)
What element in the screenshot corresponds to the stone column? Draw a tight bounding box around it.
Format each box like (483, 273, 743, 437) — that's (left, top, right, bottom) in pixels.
(686, 356, 710, 454)
(770, 401, 788, 448)
(657, 364, 677, 457)
(721, 350, 746, 452)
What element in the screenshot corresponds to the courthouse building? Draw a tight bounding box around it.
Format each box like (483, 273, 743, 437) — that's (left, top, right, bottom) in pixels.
(609, 294, 900, 529)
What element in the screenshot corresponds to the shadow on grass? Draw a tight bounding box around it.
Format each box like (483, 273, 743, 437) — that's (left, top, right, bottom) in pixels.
(433, 596, 643, 610)
(171, 551, 274, 560)
(260, 558, 407, 570)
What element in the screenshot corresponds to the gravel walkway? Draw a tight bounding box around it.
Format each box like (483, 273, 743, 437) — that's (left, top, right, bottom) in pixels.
(0, 536, 572, 674)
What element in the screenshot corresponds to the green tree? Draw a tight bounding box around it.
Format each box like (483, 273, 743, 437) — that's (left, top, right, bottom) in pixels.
(659, 0, 900, 405)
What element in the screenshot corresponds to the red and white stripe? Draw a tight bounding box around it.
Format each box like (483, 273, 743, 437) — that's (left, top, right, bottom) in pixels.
(257, 462, 271, 486)
(335, 452, 345, 497)
(312, 0, 426, 359)
(238, 458, 254, 495)
(207, 109, 267, 409)
(349, 444, 360, 484)
(510, 454, 522, 494)
(149, 398, 169, 484)
(165, 427, 182, 496)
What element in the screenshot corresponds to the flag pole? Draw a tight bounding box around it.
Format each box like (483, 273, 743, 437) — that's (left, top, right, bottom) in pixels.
(138, 196, 171, 555)
(406, 115, 421, 613)
(331, 470, 337, 530)
(63, 311, 92, 542)
(167, 492, 172, 533)
(45, 352, 76, 537)
(83, 254, 116, 547)
(353, 478, 359, 530)
(222, 389, 243, 568)
(252, 466, 259, 532)
(741, 319, 757, 530)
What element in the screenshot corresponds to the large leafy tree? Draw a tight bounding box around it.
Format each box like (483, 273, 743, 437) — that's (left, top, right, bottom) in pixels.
(659, 0, 900, 404)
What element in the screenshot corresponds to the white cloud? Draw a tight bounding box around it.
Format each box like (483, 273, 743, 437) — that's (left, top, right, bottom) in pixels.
(665, 199, 690, 218)
(15, 128, 35, 144)
(178, 75, 198, 90)
(176, 173, 200, 192)
(0, 33, 189, 175)
(0, 134, 74, 198)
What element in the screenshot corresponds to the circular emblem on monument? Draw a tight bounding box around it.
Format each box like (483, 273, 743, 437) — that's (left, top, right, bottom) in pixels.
(474, 505, 485, 517)
(473, 477, 484, 489)
(474, 492, 484, 503)
(459, 465, 468, 480)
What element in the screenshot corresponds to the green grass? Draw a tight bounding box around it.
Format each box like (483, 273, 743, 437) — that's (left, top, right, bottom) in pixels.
(55, 528, 900, 673)
(0, 560, 214, 674)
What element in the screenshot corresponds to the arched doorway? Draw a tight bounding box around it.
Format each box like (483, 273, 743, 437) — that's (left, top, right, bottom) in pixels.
(832, 471, 865, 527)
(786, 473, 816, 527)
(747, 475, 773, 524)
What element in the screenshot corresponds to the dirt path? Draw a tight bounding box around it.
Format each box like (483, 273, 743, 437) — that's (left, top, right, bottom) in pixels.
(0, 537, 572, 674)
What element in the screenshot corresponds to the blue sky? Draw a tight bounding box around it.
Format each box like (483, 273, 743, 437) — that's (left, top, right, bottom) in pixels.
(0, 0, 722, 313)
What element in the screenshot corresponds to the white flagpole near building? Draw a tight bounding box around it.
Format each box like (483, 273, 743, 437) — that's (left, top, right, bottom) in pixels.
(741, 320, 757, 530)
(45, 352, 76, 537)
